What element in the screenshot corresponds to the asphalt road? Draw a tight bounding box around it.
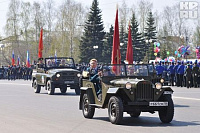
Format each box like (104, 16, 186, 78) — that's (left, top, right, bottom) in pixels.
(0, 80, 200, 133)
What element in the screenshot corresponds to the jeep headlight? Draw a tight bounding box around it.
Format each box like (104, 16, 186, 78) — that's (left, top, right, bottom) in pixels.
(160, 78, 164, 83)
(126, 82, 132, 89)
(56, 73, 61, 78)
(155, 83, 162, 89)
(77, 73, 81, 77)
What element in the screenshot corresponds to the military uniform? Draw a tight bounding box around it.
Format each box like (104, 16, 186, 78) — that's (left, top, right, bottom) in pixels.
(163, 62, 169, 85)
(86, 67, 101, 95)
(190, 61, 194, 87)
(192, 63, 199, 88)
(155, 62, 164, 78)
(7, 66, 11, 80)
(167, 62, 175, 86)
(185, 65, 192, 88)
(198, 66, 200, 87)
(174, 62, 180, 87)
(177, 62, 185, 87)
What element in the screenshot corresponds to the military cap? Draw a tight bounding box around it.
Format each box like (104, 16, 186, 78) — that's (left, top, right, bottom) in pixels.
(38, 58, 44, 61)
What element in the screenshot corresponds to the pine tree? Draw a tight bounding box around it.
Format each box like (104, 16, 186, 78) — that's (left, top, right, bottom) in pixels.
(144, 11, 157, 61)
(119, 21, 127, 61)
(79, 0, 105, 63)
(161, 48, 167, 60)
(130, 12, 145, 62)
(102, 25, 114, 63)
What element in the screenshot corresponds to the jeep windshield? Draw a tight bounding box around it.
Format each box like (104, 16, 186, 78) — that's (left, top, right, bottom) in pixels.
(102, 64, 126, 76)
(45, 57, 75, 69)
(126, 64, 148, 76)
(102, 64, 149, 77)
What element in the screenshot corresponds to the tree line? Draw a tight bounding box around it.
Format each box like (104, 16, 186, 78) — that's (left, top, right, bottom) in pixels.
(1, 0, 199, 65)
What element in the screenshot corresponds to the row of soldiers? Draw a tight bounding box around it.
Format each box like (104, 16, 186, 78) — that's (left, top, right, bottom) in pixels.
(155, 60, 200, 88)
(0, 65, 33, 80)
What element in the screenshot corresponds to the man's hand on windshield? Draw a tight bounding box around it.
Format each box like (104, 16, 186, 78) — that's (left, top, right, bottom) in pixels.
(98, 71, 103, 77)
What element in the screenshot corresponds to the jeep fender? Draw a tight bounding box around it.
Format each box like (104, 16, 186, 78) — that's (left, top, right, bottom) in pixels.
(79, 87, 95, 110)
(162, 86, 174, 95)
(107, 87, 119, 94)
(102, 88, 120, 108)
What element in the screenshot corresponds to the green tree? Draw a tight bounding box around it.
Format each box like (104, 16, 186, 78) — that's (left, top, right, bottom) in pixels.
(79, 0, 105, 62)
(102, 25, 114, 63)
(144, 11, 157, 61)
(119, 21, 127, 61)
(130, 12, 145, 62)
(161, 48, 167, 59)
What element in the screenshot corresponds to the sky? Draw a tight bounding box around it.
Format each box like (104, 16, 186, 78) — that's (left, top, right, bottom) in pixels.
(0, 0, 198, 37)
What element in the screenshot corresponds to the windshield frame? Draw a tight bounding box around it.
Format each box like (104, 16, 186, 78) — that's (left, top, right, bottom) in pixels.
(102, 64, 150, 77)
(44, 57, 75, 69)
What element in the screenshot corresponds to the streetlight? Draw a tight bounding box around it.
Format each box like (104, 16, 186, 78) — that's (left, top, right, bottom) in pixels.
(93, 45, 98, 58)
(145, 39, 153, 63)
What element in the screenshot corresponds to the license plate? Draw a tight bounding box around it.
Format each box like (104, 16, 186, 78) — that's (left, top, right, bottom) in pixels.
(64, 81, 74, 84)
(149, 102, 168, 106)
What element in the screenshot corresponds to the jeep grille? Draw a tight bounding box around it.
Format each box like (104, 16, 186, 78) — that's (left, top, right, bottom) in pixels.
(62, 72, 76, 76)
(135, 81, 154, 101)
(61, 72, 76, 80)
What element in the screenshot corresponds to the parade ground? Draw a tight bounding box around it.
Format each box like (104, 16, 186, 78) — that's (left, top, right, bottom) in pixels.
(0, 80, 199, 133)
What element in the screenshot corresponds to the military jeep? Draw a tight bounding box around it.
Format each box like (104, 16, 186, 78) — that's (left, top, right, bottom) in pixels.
(32, 57, 81, 95)
(79, 64, 174, 124)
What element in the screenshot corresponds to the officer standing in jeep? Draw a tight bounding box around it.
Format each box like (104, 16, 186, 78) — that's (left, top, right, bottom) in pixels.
(37, 58, 44, 68)
(86, 59, 102, 97)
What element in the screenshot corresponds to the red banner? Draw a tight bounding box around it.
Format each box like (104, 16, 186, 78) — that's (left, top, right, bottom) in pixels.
(38, 28, 43, 58)
(111, 7, 121, 75)
(126, 23, 133, 64)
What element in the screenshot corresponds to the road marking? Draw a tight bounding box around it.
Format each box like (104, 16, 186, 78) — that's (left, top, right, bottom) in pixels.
(0, 82, 30, 86)
(173, 96, 200, 101)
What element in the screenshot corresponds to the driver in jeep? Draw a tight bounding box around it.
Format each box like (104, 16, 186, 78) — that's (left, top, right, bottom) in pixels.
(86, 59, 102, 98)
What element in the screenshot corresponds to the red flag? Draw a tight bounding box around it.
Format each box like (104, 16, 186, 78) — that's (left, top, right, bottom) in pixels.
(126, 23, 133, 64)
(111, 7, 121, 65)
(111, 7, 121, 75)
(38, 28, 43, 58)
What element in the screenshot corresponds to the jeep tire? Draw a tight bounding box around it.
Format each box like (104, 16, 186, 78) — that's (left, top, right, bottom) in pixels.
(33, 80, 41, 93)
(47, 80, 55, 95)
(158, 95, 174, 123)
(82, 94, 95, 118)
(74, 84, 80, 95)
(108, 96, 123, 124)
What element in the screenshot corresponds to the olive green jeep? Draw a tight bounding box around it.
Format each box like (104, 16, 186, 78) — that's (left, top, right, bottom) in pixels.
(79, 64, 174, 124)
(32, 57, 81, 95)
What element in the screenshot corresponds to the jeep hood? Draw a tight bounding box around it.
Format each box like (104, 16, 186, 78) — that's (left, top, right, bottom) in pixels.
(110, 78, 145, 85)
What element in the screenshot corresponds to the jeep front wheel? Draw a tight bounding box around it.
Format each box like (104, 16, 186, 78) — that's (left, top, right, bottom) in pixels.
(75, 85, 80, 95)
(47, 80, 55, 95)
(158, 95, 174, 123)
(82, 94, 95, 118)
(33, 80, 41, 93)
(108, 96, 123, 124)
